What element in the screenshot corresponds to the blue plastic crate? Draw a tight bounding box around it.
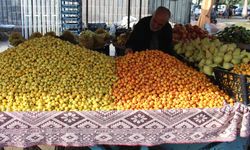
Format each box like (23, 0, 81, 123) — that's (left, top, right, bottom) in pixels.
(61, 0, 82, 33)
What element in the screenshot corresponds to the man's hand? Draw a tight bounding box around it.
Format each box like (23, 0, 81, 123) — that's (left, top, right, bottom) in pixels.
(125, 48, 133, 54)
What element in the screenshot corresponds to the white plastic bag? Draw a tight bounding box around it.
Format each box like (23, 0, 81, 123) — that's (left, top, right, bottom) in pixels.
(204, 23, 219, 35)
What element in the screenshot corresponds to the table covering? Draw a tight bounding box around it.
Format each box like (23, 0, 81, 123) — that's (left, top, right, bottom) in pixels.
(0, 103, 249, 147)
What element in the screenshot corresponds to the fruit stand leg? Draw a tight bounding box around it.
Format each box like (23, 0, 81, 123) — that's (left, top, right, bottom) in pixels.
(159, 137, 249, 150)
(97, 146, 148, 150)
(89, 146, 107, 150)
(139, 146, 148, 150)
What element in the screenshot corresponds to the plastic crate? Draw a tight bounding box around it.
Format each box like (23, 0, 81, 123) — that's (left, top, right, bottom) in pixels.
(237, 43, 250, 51)
(61, 0, 82, 34)
(213, 67, 250, 105)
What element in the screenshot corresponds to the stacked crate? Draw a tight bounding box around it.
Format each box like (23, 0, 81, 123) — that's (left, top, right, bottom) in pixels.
(61, 0, 82, 34)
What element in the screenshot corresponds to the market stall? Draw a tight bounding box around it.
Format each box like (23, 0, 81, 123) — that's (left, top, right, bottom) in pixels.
(0, 1, 250, 150)
(0, 32, 250, 149)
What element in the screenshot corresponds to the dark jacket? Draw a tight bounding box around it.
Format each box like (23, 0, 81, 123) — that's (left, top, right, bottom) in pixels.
(126, 16, 173, 55)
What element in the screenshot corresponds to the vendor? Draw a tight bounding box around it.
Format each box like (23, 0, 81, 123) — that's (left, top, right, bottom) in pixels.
(125, 6, 174, 55)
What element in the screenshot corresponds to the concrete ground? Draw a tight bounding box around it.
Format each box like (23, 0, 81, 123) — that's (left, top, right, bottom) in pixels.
(0, 41, 10, 53)
(191, 16, 250, 31)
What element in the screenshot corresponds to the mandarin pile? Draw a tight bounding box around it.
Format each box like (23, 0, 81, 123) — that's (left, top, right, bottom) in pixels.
(113, 50, 233, 110)
(0, 36, 117, 111)
(232, 64, 250, 75)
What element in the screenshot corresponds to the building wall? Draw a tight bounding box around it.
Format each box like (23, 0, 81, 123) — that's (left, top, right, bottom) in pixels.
(149, 0, 192, 25)
(82, 0, 149, 25)
(0, 0, 22, 26)
(0, 0, 192, 37)
(20, 0, 61, 38)
(83, 0, 192, 25)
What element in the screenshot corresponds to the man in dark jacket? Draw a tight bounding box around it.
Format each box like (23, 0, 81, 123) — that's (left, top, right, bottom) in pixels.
(125, 6, 174, 55)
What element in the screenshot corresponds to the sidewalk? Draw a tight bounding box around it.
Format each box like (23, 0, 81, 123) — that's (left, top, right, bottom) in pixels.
(191, 16, 250, 31)
(0, 41, 9, 53)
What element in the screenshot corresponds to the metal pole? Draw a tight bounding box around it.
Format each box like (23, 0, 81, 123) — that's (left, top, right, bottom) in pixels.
(15, 0, 18, 25)
(127, 0, 131, 29)
(10, 0, 13, 24)
(139, 0, 142, 19)
(31, 0, 33, 33)
(104, 0, 105, 23)
(94, 0, 96, 22)
(21, 0, 24, 36)
(188, 0, 191, 24)
(240, 75, 249, 105)
(86, 0, 88, 28)
(6, 0, 8, 24)
(0, 1, 3, 24)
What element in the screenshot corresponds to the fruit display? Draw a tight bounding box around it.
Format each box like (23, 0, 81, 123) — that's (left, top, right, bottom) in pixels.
(60, 30, 79, 44)
(173, 24, 211, 43)
(174, 38, 250, 75)
(113, 50, 233, 110)
(0, 36, 117, 111)
(94, 28, 111, 49)
(79, 30, 95, 49)
(79, 28, 110, 50)
(44, 31, 57, 37)
(8, 32, 25, 46)
(216, 26, 250, 44)
(113, 31, 131, 48)
(232, 64, 250, 76)
(29, 32, 43, 40)
(24, 31, 57, 41)
(0, 36, 236, 111)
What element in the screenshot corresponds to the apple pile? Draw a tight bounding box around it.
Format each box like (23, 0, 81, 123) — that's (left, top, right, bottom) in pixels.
(173, 24, 212, 43)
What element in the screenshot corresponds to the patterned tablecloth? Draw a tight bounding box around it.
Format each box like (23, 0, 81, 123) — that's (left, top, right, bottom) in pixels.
(0, 103, 249, 148)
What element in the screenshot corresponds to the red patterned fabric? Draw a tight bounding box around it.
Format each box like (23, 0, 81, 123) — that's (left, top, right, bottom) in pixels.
(0, 103, 249, 147)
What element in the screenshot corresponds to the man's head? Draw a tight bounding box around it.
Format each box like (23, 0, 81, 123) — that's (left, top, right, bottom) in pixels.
(150, 6, 171, 32)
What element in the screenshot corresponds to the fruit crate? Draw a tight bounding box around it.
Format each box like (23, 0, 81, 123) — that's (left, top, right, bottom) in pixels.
(213, 67, 250, 105)
(237, 43, 250, 51)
